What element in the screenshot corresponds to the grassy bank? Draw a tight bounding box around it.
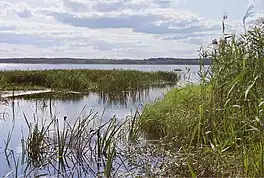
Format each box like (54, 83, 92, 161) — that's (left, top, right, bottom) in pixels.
(137, 16, 264, 176)
(139, 85, 210, 141)
(0, 69, 179, 92)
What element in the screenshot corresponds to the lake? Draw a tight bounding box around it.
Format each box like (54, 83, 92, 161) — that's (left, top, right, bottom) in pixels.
(0, 64, 203, 177)
(0, 63, 198, 72)
(0, 63, 202, 84)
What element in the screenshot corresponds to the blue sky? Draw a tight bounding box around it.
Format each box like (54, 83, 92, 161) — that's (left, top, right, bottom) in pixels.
(0, 0, 263, 58)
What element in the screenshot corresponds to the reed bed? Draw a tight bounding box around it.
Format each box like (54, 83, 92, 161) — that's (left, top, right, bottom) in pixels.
(3, 108, 145, 177)
(138, 11, 264, 177)
(0, 69, 179, 93)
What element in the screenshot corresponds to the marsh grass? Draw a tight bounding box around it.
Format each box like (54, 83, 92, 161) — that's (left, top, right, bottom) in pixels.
(0, 69, 179, 93)
(3, 104, 147, 177)
(137, 9, 264, 177)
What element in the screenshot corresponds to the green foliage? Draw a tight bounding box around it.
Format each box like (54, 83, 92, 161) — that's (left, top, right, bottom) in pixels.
(139, 85, 208, 142)
(137, 16, 264, 176)
(3, 109, 141, 177)
(0, 69, 179, 93)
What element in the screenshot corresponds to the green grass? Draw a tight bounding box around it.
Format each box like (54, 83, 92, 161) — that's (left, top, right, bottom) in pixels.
(139, 85, 209, 141)
(0, 69, 179, 93)
(4, 108, 140, 177)
(137, 15, 264, 177)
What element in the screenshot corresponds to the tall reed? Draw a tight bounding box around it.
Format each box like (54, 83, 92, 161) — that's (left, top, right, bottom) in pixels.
(0, 69, 179, 93)
(3, 106, 145, 177)
(137, 8, 264, 177)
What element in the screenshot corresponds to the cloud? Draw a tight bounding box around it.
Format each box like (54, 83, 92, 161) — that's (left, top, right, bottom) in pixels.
(93, 1, 122, 12)
(0, 0, 251, 58)
(0, 32, 60, 47)
(60, 0, 185, 12)
(43, 8, 219, 37)
(39, 0, 220, 38)
(162, 32, 215, 46)
(13, 2, 33, 18)
(3, 2, 33, 18)
(63, 0, 89, 12)
(0, 24, 15, 31)
(0, 1, 10, 8)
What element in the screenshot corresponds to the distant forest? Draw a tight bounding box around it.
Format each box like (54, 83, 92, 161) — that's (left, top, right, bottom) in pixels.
(0, 58, 211, 65)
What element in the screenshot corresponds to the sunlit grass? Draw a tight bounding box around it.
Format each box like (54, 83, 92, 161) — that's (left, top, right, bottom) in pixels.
(137, 13, 264, 177)
(0, 69, 179, 93)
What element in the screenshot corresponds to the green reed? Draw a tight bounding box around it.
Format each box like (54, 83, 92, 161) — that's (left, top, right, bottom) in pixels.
(2, 104, 145, 177)
(0, 69, 179, 93)
(137, 8, 264, 177)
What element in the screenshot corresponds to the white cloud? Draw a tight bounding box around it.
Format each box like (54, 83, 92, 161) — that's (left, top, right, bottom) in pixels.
(14, 2, 33, 18)
(0, 0, 262, 58)
(4, 2, 33, 18)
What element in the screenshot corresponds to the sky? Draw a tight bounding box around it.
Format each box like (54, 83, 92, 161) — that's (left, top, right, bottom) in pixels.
(0, 0, 263, 59)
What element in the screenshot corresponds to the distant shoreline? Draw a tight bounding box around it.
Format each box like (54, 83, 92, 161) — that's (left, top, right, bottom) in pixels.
(0, 58, 211, 65)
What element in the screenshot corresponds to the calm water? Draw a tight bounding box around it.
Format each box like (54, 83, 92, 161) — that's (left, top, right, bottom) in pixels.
(0, 63, 197, 72)
(0, 63, 203, 176)
(0, 63, 202, 84)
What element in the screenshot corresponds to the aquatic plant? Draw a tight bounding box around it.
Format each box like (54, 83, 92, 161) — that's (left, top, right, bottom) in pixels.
(137, 8, 264, 177)
(3, 104, 148, 177)
(0, 69, 179, 93)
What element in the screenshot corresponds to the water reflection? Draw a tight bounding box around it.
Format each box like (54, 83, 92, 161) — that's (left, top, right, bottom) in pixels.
(0, 84, 177, 177)
(0, 64, 204, 177)
(0, 84, 175, 170)
(2, 110, 135, 178)
(12, 83, 176, 108)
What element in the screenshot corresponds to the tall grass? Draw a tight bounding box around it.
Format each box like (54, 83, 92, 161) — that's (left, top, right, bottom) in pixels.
(0, 69, 179, 93)
(138, 10, 264, 177)
(3, 105, 145, 177)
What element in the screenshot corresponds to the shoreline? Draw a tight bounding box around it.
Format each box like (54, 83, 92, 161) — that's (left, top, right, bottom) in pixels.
(0, 58, 211, 65)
